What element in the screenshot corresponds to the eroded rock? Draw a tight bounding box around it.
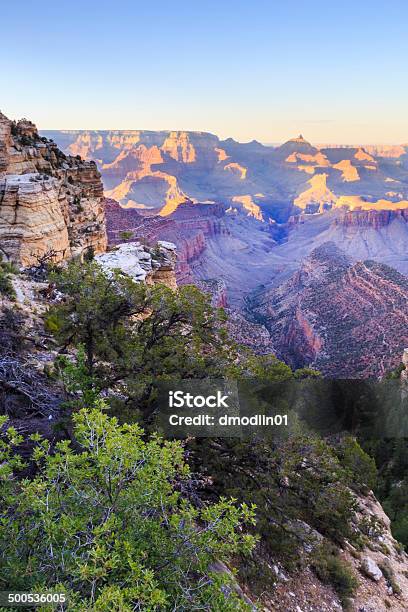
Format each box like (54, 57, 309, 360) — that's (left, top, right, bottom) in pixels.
(0, 111, 106, 266)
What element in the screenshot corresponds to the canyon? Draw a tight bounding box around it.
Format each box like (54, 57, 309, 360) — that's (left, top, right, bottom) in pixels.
(249, 242, 408, 377)
(43, 130, 408, 220)
(42, 128, 408, 377)
(1, 117, 408, 610)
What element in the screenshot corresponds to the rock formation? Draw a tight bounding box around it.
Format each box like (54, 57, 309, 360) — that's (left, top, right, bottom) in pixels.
(251, 242, 408, 377)
(294, 173, 338, 213)
(45, 129, 408, 221)
(0, 112, 106, 266)
(96, 241, 177, 290)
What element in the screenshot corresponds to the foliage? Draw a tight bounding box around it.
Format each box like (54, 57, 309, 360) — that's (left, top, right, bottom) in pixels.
(56, 345, 100, 409)
(362, 437, 408, 549)
(382, 477, 408, 548)
(191, 433, 359, 564)
(311, 543, 358, 606)
(0, 308, 26, 355)
(0, 404, 256, 610)
(243, 353, 293, 381)
(119, 231, 134, 241)
(46, 260, 241, 416)
(0, 258, 16, 299)
(43, 259, 378, 575)
(378, 558, 402, 595)
(293, 367, 321, 379)
(384, 362, 406, 379)
(335, 436, 377, 493)
(392, 516, 408, 551)
(84, 245, 95, 262)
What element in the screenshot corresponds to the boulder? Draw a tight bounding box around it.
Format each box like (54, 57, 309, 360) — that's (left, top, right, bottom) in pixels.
(360, 557, 383, 582)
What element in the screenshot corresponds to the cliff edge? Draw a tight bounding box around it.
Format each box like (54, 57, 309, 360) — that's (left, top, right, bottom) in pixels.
(0, 112, 107, 266)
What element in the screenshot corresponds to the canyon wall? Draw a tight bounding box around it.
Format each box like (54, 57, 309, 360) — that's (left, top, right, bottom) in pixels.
(251, 242, 408, 377)
(0, 112, 106, 266)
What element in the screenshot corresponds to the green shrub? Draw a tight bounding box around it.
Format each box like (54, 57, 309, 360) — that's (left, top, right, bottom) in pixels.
(392, 515, 408, 550)
(0, 404, 257, 610)
(312, 544, 358, 605)
(119, 230, 134, 241)
(378, 558, 402, 595)
(43, 312, 62, 333)
(0, 266, 16, 299)
(336, 436, 377, 492)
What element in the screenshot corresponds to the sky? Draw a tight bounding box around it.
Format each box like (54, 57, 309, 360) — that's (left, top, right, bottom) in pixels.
(2, 0, 408, 144)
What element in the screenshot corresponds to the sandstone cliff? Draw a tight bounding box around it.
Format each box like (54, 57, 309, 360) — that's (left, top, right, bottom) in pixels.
(0, 112, 107, 266)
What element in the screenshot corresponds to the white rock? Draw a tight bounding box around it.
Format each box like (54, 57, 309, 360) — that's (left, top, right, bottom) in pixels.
(158, 240, 176, 251)
(96, 243, 151, 282)
(360, 557, 383, 582)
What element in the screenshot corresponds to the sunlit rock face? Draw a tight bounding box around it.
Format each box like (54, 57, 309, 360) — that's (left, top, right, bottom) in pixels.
(0, 112, 106, 266)
(294, 174, 337, 213)
(0, 173, 71, 264)
(45, 128, 408, 224)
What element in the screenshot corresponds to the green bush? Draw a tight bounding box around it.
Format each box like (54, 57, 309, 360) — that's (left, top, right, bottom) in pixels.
(336, 436, 377, 493)
(392, 515, 408, 550)
(119, 230, 134, 241)
(192, 434, 359, 566)
(378, 558, 402, 595)
(47, 260, 244, 414)
(0, 404, 257, 610)
(0, 265, 16, 299)
(312, 544, 358, 605)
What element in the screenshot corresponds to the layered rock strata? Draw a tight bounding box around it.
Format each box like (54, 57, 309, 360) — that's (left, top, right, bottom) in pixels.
(251, 242, 408, 377)
(0, 112, 106, 266)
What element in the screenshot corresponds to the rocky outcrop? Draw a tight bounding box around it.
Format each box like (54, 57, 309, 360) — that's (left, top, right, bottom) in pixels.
(0, 112, 106, 266)
(96, 241, 177, 290)
(274, 135, 318, 159)
(361, 557, 383, 582)
(334, 208, 408, 229)
(251, 242, 408, 377)
(105, 200, 228, 285)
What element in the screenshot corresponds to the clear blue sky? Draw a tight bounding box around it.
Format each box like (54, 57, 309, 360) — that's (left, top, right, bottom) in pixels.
(2, 0, 408, 143)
